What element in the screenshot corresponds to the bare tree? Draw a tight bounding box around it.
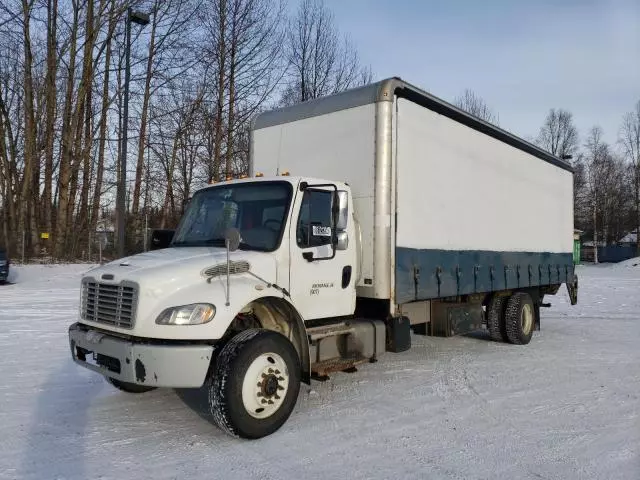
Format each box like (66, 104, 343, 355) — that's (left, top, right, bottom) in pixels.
(537, 108, 578, 159)
(0, 45, 22, 252)
(619, 100, 640, 251)
(453, 89, 499, 125)
(282, 0, 370, 106)
(130, 0, 199, 217)
(572, 153, 589, 229)
(18, 0, 39, 255)
(582, 127, 631, 260)
(41, 0, 58, 238)
(200, 0, 285, 181)
(148, 84, 205, 228)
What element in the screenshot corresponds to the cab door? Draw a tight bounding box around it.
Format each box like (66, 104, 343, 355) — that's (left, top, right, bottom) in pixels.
(288, 182, 356, 320)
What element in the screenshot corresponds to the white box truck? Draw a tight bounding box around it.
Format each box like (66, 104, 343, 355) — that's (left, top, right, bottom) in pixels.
(68, 77, 578, 439)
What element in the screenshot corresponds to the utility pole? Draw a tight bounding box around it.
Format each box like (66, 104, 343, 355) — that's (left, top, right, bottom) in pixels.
(593, 189, 599, 264)
(117, 8, 150, 258)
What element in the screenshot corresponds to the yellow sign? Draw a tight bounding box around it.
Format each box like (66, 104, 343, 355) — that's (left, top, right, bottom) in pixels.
(41, 232, 49, 239)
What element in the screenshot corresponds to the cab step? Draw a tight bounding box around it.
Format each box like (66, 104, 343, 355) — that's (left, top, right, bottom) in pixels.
(307, 319, 386, 381)
(310, 355, 369, 379)
(306, 323, 355, 342)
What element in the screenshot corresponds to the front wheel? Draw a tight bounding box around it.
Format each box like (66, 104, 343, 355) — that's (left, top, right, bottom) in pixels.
(207, 329, 301, 439)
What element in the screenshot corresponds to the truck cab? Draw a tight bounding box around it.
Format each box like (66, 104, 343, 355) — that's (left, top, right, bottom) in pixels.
(69, 175, 366, 438)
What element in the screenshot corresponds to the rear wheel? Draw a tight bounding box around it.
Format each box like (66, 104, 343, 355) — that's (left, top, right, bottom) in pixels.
(107, 377, 157, 393)
(504, 292, 535, 345)
(207, 329, 301, 439)
(487, 295, 508, 342)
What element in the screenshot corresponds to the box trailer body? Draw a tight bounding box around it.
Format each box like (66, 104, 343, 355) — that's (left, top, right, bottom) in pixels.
(251, 78, 575, 313)
(68, 77, 578, 439)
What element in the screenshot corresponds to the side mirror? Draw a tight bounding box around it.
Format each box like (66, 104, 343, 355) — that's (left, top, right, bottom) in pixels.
(150, 229, 175, 250)
(335, 191, 348, 232)
(336, 231, 349, 251)
(224, 228, 241, 252)
(333, 190, 349, 251)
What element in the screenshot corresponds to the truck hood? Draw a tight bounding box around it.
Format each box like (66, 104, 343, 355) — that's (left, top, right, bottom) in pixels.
(84, 247, 276, 287)
(79, 246, 284, 340)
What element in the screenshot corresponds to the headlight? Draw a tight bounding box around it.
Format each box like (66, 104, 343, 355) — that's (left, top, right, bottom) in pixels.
(156, 303, 216, 325)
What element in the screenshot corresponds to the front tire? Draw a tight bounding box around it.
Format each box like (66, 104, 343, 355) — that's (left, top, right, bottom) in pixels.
(504, 292, 536, 345)
(107, 377, 157, 393)
(208, 329, 301, 439)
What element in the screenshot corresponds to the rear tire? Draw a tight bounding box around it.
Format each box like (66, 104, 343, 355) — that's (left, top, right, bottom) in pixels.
(207, 329, 301, 439)
(107, 377, 157, 393)
(487, 295, 508, 342)
(504, 292, 535, 345)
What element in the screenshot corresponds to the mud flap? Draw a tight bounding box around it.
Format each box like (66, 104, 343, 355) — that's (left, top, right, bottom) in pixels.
(567, 274, 578, 305)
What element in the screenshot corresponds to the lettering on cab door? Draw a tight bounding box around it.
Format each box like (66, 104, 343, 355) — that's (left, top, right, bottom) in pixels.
(310, 282, 334, 295)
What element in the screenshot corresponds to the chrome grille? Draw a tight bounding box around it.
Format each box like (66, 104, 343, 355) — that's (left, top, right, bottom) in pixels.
(82, 280, 138, 329)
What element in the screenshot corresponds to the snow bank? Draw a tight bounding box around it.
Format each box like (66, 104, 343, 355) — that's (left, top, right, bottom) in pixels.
(611, 256, 640, 268)
(4, 263, 95, 285)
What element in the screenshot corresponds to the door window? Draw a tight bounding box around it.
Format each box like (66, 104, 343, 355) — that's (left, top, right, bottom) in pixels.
(296, 190, 333, 248)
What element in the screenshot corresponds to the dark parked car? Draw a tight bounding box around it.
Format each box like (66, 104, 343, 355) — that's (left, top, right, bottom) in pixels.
(0, 247, 9, 284)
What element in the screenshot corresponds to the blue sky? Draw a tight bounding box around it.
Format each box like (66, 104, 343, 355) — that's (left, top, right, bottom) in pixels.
(320, 0, 640, 148)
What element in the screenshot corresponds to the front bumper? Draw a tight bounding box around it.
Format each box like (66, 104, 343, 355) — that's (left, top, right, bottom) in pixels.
(68, 323, 214, 388)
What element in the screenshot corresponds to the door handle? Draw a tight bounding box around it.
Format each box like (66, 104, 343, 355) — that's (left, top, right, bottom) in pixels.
(342, 266, 352, 289)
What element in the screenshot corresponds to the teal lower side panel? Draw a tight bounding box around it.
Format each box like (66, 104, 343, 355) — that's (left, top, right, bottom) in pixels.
(395, 248, 574, 305)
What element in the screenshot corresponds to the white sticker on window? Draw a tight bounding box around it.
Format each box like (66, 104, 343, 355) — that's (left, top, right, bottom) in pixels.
(312, 225, 332, 237)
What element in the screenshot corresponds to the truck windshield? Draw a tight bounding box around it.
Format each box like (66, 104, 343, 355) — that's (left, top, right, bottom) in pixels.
(172, 181, 293, 252)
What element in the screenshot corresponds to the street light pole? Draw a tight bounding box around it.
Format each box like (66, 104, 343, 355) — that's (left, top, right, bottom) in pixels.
(117, 7, 150, 258)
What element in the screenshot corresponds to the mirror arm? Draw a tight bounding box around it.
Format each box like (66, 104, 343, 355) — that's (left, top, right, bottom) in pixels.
(225, 238, 231, 306)
(223, 228, 242, 306)
(331, 190, 340, 251)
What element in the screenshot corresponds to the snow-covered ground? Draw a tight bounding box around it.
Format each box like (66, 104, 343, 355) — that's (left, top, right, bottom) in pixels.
(612, 256, 640, 269)
(1, 264, 638, 480)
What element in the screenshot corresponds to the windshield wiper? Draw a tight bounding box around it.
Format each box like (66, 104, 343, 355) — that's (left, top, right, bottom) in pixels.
(171, 238, 226, 247)
(172, 238, 264, 251)
(208, 238, 262, 251)
(204, 238, 227, 246)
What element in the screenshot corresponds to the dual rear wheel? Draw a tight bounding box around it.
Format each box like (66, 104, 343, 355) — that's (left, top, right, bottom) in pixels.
(487, 292, 536, 345)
